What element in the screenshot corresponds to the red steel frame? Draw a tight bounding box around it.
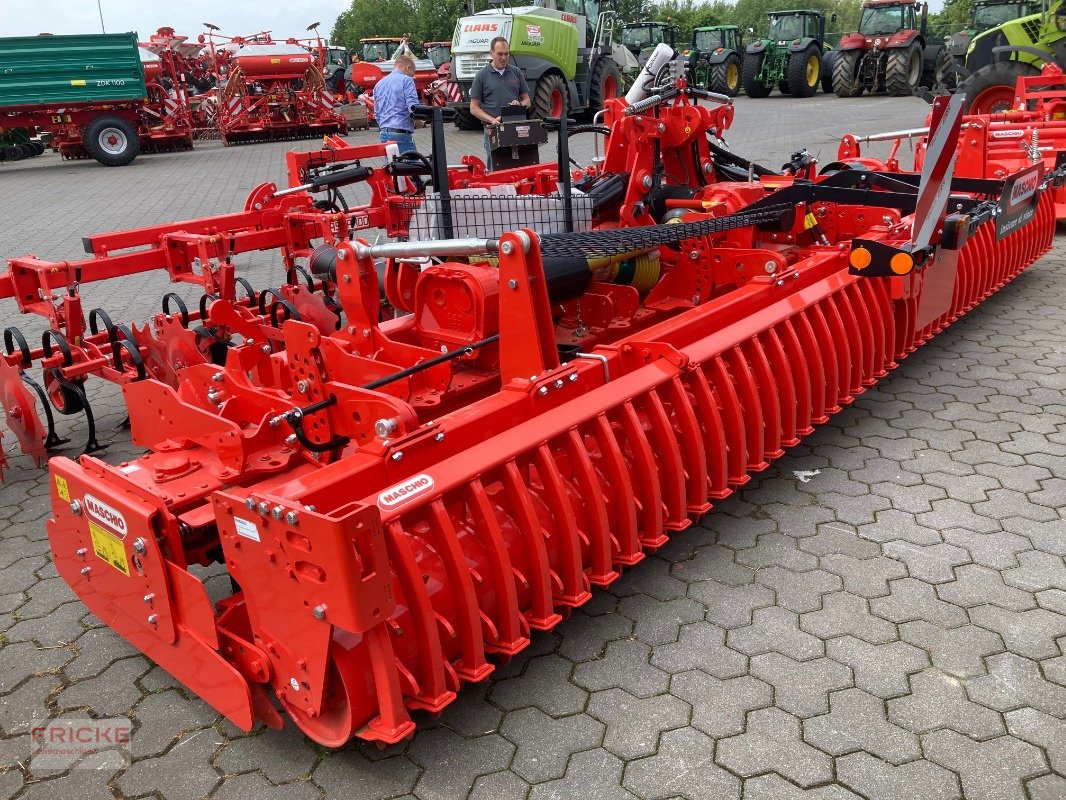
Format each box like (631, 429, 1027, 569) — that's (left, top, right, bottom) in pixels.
(7, 81, 1057, 747)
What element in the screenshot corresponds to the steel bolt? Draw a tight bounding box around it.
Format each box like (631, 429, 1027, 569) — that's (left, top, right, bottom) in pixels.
(212, 372, 224, 383)
(374, 418, 398, 438)
(70, 500, 82, 516)
(133, 538, 147, 556)
(501, 241, 514, 255)
(261, 344, 271, 354)
(568, 373, 578, 382)
(289, 676, 301, 691)
(76, 547, 87, 557)
(144, 593, 155, 604)
(434, 432, 445, 442)
(657, 123, 666, 133)
(296, 380, 309, 394)
(257, 501, 270, 516)
(284, 511, 299, 526)
(245, 497, 256, 510)
(689, 250, 699, 261)
(702, 162, 713, 175)
(80, 566, 91, 577)
(147, 614, 158, 625)
(764, 261, 777, 274)
(391, 451, 404, 461)
(337, 249, 347, 260)
(538, 386, 549, 396)
(553, 379, 564, 389)
(313, 604, 327, 619)
(507, 279, 518, 289)
(641, 175, 653, 189)
(284, 434, 298, 446)
(271, 506, 283, 520)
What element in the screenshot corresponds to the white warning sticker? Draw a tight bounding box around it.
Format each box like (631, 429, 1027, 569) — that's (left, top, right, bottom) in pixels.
(234, 517, 261, 542)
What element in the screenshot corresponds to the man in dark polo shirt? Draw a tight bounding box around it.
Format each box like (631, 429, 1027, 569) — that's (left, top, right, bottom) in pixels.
(469, 36, 531, 167)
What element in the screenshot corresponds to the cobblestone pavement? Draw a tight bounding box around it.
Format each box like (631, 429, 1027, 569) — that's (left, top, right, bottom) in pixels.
(0, 94, 1063, 800)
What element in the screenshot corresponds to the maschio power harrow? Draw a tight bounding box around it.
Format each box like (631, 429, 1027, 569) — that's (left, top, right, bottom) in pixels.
(3, 71, 1059, 745)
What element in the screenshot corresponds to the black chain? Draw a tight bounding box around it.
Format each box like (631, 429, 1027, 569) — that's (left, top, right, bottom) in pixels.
(539, 203, 792, 262)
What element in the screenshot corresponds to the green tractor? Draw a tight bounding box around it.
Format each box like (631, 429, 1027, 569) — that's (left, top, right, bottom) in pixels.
(957, 0, 1066, 113)
(690, 25, 744, 96)
(621, 21, 678, 68)
(742, 10, 831, 98)
(946, 0, 1040, 60)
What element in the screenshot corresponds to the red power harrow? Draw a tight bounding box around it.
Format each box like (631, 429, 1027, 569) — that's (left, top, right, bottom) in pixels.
(8, 78, 1059, 746)
(199, 27, 347, 145)
(837, 64, 1066, 221)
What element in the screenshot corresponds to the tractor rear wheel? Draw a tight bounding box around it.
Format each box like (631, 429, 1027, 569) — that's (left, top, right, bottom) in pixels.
(454, 107, 482, 130)
(885, 43, 922, 96)
(83, 115, 140, 166)
(589, 58, 622, 113)
(921, 44, 955, 90)
(833, 49, 864, 97)
(709, 54, 741, 97)
(532, 73, 567, 121)
(787, 45, 821, 98)
(959, 61, 1040, 115)
(820, 50, 837, 93)
(742, 53, 771, 98)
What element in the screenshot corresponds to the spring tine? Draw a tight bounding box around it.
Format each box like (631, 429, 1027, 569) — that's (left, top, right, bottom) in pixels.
(591, 414, 642, 566)
(620, 402, 666, 548)
(381, 522, 452, 710)
(810, 304, 843, 414)
(639, 388, 689, 529)
(778, 319, 814, 437)
(661, 376, 709, 515)
(743, 337, 784, 459)
(563, 429, 618, 587)
(502, 461, 562, 630)
(706, 356, 749, 486)
(533, 444, 592, 607)
(425, 500, 491, 681)
(724, 346, 767, 472)
(686, 367, 730, 500)
(466, 479, 529, 653)
(762, 328, 800, 447)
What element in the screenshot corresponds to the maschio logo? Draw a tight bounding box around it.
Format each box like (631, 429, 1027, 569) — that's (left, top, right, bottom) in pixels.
(377, 474, 435, 510)
(1010, 169, 1040, 207)
(992, 130, 1024, 139)
(84, 494, 128, 538)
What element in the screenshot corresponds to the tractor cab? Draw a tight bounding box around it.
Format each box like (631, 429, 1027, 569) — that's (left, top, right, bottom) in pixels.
(361, 38, 407, 62)
(856, 1, 924, 39)
(693, 25, 742, 54)
(973, 0, 1039, 29)
(622, 22, 678, 66)
(424, 41, 452, 69)
(767, 11, 822, 43)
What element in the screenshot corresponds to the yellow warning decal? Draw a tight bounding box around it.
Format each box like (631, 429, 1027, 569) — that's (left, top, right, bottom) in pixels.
(55, 476, 70, 502)
(89, 521, 130, 576)
(271, 58, 281, 64)
(70, 79, 86, 86)
(804, 212, 818, 230)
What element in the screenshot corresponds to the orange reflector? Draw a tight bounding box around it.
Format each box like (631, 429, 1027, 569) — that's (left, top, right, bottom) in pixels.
(849, 247, 872, 270)
(890, 252, 914, 274)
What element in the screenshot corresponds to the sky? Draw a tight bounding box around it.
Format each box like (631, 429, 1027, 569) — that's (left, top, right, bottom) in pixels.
(0, 0, 950, 42)
(1, 0, 352, 41)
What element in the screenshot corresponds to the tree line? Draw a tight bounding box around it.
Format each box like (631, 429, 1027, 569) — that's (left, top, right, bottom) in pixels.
(330, 0, 979, 52)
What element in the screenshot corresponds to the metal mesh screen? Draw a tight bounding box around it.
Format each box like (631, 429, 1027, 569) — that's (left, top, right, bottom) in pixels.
(407, 190, 594, 242)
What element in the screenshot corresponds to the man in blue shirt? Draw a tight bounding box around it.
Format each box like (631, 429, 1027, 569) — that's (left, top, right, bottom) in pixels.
(373, 55, 420, 154)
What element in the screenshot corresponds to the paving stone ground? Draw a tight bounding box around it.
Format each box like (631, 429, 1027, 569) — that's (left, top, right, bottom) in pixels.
(0, 93, 1063, 800)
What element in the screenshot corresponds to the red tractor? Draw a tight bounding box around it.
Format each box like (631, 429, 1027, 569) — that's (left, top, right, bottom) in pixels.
(832, 0, 950, 97)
